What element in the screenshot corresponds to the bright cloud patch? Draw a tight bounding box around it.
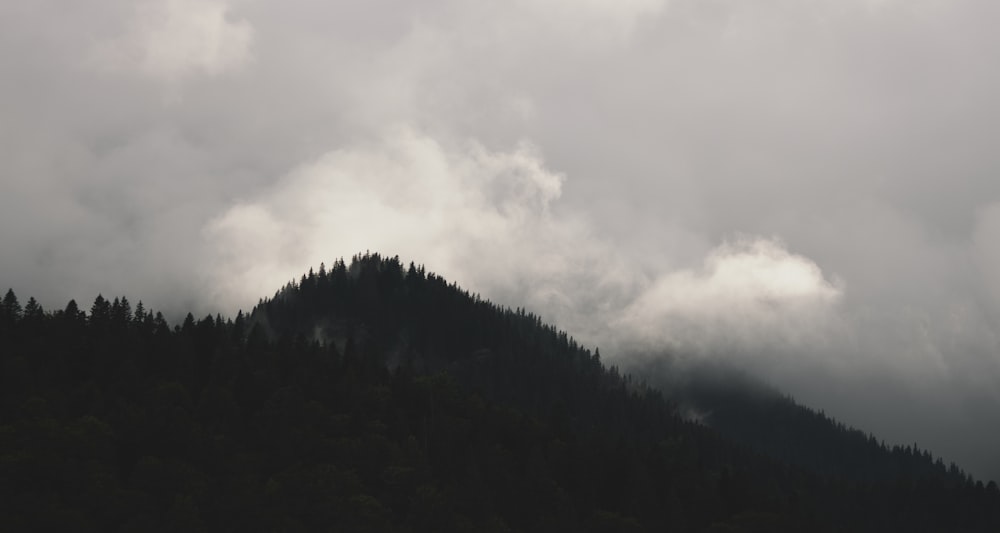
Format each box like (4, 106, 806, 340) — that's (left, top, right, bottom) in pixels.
(202, 127, 631, 318)
(618, 237, 844, 354)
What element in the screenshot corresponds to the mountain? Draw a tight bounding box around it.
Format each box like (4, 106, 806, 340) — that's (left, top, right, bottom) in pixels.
(642, 358, 979, 485)
(1, 253, 998, 532)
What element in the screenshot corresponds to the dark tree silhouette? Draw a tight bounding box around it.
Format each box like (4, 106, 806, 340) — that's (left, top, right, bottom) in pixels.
(1, 254, 997, 532)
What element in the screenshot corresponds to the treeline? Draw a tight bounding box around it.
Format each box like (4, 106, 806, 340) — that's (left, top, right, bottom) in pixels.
(1, 253, 999, 532)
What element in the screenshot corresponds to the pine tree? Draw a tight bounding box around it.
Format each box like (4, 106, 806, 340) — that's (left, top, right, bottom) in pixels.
(63, 300, 84, 323)
(119, 296, 132, 323)
(90, 295, 111, 325)
(23, 297, 43, 320)
(3, 288, 22, 321)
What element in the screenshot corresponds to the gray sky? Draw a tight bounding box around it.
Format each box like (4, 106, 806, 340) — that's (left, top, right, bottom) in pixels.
(2, 0, 1000, 480)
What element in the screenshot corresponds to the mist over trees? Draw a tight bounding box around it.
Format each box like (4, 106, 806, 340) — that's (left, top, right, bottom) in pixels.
(2, 254, 998, 532)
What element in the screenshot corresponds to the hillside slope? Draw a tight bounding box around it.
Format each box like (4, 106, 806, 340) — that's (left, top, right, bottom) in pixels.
(1, 253, 998, 532)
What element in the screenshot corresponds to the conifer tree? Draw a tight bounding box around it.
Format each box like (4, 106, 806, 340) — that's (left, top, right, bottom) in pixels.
(3, 288, 21, 320)
(62, 299, 84, 323)
(90, 295, 110, 325)
(119, 296, 132, 323)
(23, 297, 43, 320)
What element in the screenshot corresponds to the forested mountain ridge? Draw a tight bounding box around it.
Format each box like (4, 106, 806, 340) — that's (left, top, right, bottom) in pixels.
(646, 359, 984, 485)
(2, 252, 998, 532)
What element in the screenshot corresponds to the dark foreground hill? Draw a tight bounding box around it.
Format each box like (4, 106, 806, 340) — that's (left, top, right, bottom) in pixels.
(1, 253, 998, 532)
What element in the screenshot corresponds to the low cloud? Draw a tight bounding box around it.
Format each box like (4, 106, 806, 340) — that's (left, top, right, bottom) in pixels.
(203, 126, 635, 329)
(616, 237, 844, 356)
(204, 128, 845, 372)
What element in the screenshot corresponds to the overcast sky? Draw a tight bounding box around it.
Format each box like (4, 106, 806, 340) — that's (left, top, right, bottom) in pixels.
(3, 0, 1000, 480)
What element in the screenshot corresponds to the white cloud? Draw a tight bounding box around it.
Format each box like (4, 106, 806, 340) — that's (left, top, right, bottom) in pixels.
(203, 127, 843, 366)
(617, 237, 844, 355)
(202, 126, 614, 314)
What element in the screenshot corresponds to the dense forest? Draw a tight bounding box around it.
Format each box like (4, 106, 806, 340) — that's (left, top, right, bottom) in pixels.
(2, 253, 998, 532)
(643, 359, 983, 485)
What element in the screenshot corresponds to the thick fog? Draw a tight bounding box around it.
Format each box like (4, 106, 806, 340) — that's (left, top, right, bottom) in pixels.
(2, 0, 999, 480)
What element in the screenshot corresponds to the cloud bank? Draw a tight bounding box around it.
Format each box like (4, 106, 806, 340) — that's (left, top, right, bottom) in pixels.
(203, 128, 844, 366)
